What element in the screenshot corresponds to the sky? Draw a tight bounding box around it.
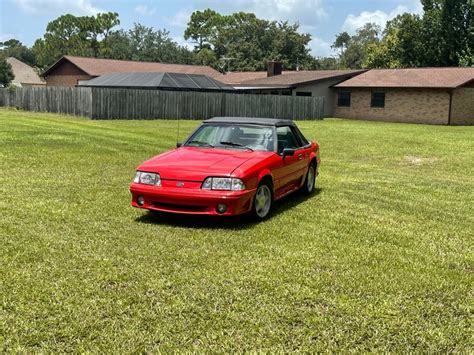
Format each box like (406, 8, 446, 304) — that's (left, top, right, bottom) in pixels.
(0, 0, 423, 57)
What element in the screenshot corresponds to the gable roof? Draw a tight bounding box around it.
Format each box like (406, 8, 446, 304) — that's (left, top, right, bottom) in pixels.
(334, 68, 474, 89)
(235, 69, 367, 87)
(43, 55, 221, 78)
(77, 72, 232, 90)
(7, 57, 45, 85)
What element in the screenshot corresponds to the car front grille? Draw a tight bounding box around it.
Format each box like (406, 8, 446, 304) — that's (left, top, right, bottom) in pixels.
(151, 201, 209, 212)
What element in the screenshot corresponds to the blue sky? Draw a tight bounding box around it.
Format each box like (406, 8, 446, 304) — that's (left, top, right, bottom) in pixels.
(0, 0, 423, 57)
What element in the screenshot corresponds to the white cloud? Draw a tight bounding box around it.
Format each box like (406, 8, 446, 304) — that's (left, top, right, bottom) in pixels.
(169, 8, 192, 28)
(182, 0, 327, 27)
(341, 2, 422, 34)
(15, 0, 102, 15)
(134, 5, 156, 16)
(248, 0, 327, 21)
(309, 37, 335, 57)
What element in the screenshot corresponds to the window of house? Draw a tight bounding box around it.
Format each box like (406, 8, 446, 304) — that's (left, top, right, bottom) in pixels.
(337, 92, 351, 107)
(296, 92, 312, 97)
(371, 92, 385, 108)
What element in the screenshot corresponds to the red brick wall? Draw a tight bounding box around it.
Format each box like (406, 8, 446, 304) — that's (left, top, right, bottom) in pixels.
(45, 75, 93, 87)
(45, 60, 92, 86)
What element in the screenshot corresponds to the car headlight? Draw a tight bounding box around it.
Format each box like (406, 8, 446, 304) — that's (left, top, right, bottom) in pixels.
(201, 177, 245, 191)
(133, 171, 161, 186)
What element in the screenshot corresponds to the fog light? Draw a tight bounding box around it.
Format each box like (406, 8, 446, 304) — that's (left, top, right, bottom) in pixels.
(137, 195, 145, 206)
(216, 203, 227, 214)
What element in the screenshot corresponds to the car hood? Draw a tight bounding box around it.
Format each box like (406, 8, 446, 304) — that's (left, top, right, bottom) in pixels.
(138, 147, 256, 181)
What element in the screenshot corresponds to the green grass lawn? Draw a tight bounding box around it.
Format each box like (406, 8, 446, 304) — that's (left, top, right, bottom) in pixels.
(0, 108, 472, 352)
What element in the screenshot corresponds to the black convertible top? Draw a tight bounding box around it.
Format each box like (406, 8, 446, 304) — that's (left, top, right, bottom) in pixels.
(204, 117, 295, 127)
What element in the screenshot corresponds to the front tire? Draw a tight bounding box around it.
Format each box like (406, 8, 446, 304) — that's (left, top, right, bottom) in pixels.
(251, 180, 273, 220)
(302, 162, 316, 195)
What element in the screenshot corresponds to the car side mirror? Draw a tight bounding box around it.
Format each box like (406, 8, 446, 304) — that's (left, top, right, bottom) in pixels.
(282, 148, 296, 158)
(176, 142, 182, 148)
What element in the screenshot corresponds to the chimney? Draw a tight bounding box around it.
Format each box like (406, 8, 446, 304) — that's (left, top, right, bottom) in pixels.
(267, 60, 282, 77)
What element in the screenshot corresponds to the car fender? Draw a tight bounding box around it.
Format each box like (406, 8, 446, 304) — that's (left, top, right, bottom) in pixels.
(257, 168, 274, 187)
(310, 143, 320, 165)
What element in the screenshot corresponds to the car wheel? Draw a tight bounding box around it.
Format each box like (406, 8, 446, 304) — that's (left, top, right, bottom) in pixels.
(251, 180, 273, 220)
(302, 162, 316, 195)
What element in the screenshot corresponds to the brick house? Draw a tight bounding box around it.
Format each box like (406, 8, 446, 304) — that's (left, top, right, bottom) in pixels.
(333, 68, 474, 125)
(43, 56, 221, 86)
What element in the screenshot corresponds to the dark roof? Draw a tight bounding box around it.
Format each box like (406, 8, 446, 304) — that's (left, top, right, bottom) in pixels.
(334, 68, 474, 89)
(44, 55, 221, 78)
(204, 117, 295, 126)
(236, 69, 367, 87)
(77, 72, 233, 90)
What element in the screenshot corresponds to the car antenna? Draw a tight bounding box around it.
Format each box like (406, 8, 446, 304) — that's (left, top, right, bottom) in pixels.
(176, 116, 180, 147)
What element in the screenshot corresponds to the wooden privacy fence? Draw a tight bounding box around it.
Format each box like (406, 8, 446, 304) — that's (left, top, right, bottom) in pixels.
(0, 87, 92, 117)
(0, 87, 324, 120)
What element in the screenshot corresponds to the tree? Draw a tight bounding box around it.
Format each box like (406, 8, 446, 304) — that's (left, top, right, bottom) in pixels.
(365, 14, 423, 68)
(365, 0, 473, 68)
(184, 9, 314, 71)
(0, 55, 14, 86)
(437, 0, 473, 66)
(96, 12, 120, 56)
(332, 32, 350, 57)
(333, 23, 380, 68)
(105, 24, 198, 64)
(196, 48, 217, 66)
(0, 39, 37, 66)
(184, 9, 221, 51)
(32, 12, 121, 69)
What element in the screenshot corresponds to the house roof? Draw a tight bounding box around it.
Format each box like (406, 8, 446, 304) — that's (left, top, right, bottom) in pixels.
(334, 68, 474, 89)
(236, 69, 367, 87)
(7, 57, 45, 85)
(44, 55, 221, 78)
(77, 72, 232, 90)
(216, 71, 269, 84)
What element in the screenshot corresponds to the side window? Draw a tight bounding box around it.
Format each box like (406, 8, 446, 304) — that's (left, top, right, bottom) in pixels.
(292, 126, 309, 146)
(371, 92, 385, 108)
(277, 126, 300, 154)
(296, 92, 312, 97)
(338, 91, 351, 107)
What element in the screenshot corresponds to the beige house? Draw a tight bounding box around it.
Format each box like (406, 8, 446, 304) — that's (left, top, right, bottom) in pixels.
(7, 57, 45, 87)
(225, 64, 366, 117)
(333, 68, 474, 125)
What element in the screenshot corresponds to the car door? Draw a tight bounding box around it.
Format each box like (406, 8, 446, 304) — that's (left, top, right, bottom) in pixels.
(273, 126, 307, 196)
(290, 125, 311, 177)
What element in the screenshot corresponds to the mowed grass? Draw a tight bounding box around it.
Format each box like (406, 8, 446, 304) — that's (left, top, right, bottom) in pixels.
(0, 108, 472, 352)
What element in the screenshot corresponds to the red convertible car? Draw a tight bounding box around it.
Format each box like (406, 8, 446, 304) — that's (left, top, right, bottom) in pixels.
(130, 117, 320, 220)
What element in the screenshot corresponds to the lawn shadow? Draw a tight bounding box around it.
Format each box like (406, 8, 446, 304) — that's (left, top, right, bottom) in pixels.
(135, 188, 322, 230)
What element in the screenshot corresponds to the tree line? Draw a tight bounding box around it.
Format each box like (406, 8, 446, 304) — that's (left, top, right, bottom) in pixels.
(0, 0, 472, 86)
(333, 0, 473, 68)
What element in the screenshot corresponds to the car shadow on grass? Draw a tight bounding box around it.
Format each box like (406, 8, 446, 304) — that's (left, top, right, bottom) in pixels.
(135, 188, 322, 230)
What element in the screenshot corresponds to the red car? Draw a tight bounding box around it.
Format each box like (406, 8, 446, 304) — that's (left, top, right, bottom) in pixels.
(130, 117, 320, 220)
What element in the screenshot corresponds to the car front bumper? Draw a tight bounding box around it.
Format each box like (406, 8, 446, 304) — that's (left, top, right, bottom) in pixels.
(130, 183, 256, 216)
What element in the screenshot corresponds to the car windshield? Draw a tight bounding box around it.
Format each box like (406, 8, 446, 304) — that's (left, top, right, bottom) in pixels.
(185, 124, 275, 152)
